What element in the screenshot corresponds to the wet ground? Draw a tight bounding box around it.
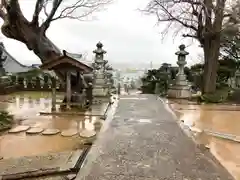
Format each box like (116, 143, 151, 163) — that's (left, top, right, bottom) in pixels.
(76, 94, 233, 180)
(170, 101, 240, 180)
(0, 92, 108, 158)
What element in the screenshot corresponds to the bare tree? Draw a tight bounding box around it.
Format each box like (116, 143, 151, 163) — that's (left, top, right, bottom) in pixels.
(220, 2, 240, 60)
(0, 0, 111, 79)
(144, 0, 240, 93)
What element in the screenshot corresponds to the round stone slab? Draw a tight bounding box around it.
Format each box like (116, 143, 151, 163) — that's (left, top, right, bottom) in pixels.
(61, 129, 78, 137)
(42, 129, 60, 135)
(26, 127, 44, 134)
(79, 130, 96, 138)
(9, 125, 30, 133)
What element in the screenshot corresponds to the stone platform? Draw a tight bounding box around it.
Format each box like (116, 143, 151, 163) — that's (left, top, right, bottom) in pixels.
(76, 94, 234, 180)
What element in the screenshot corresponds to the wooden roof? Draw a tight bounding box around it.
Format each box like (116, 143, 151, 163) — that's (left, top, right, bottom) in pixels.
(40, 51, 93, 73)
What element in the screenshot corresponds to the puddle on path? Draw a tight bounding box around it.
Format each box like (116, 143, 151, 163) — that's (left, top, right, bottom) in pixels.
(170, 102, 240, 180)
(0, 92, 108, 158)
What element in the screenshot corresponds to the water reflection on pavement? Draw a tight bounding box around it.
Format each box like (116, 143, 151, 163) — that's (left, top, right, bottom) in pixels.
(0, 92, 105, 158)
(171, 103, 240, 180)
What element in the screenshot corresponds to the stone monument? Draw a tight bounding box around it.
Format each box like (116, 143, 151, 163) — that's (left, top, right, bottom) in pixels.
(105, 65, 114, 93)
(0, 45, 6, 77)
(92, 42, 108, 97)
(167, 44, 191, 98)
(235, 69, 240, 88)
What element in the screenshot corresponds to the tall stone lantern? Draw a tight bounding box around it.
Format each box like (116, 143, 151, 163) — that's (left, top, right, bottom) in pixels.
(167, 44, 191, 98)
(176, 44, 189, 83)
(92, 42, 108, 98)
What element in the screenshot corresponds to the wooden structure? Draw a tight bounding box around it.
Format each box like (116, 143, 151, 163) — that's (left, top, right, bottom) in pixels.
(40, 51, 93, 110)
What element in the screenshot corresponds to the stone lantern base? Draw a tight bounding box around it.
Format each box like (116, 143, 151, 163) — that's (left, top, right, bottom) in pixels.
(93, 86, 108, 97)
(167, 74, 191, 99)
(167, 85, 191, 99)
(92, 86, 111, 105)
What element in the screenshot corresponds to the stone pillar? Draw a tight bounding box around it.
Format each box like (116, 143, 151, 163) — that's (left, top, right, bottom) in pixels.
(235, 69, 240, 88)
(66, 71, 71, 109)
(116, 70, 121, 95)
(167, 44, 191, 99)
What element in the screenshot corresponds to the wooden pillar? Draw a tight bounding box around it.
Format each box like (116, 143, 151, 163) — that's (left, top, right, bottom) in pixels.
(76, 71, 81, 91)
(76, 71, 80, 82)
(66, 71, 71, 109)
(51, 77, 56, 112)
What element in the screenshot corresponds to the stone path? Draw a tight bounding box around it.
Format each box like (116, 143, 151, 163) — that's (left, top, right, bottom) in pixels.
(76, 94, 234, 180)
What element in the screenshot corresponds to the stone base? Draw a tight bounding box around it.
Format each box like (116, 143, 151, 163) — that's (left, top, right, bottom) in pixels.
(167, 86, 191, 99)
(93, 87, 108, 97)
(92, 96, 110, 104)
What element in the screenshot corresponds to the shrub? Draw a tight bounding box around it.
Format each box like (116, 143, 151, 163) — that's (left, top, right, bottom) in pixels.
(0, 111, 14, 127)
(228, 89, 240, 104)
(200, 88, 230, 103)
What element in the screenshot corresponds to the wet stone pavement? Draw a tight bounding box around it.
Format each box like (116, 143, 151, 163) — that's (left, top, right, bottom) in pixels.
(76, 94, 234, 180)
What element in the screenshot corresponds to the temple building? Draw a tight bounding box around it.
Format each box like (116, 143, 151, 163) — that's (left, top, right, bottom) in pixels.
(0, 42, 33, 73)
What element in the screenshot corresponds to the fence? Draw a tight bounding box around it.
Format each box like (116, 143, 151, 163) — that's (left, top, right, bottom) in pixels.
(0, 75, 66, 95)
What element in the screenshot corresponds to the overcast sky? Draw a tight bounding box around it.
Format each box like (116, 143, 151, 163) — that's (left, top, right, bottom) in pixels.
(1, 0, 203, 67)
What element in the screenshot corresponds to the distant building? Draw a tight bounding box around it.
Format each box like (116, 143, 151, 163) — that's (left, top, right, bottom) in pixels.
(0, 42, 33, 74)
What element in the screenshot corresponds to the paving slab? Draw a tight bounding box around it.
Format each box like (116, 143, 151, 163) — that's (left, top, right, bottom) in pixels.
(76, 94, 234, 180)
(0, 149, 88, 180)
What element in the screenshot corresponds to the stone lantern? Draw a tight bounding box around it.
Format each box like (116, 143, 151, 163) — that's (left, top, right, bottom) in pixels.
(92, 42, 108, 98)
(167, 44, 191, 99)
(176, 44, 189, 81)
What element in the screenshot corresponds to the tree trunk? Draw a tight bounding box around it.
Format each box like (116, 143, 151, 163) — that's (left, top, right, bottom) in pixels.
(202, 38, 220, 94)
(1, 12, 64, 79)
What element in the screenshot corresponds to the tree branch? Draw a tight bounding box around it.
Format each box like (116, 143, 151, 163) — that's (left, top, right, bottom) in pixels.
(32, 0, 45, 26)
(40, 0, 63, 33)
(183, 33, 198, 38)
(154, 0, 198, 32)
(0, 0, 7, 19)
(0, 9, 6, 20)
(40, 0, 111, 34)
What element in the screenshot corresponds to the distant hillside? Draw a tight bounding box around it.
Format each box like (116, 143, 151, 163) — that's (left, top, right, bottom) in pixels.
(109, 62, 162, 70)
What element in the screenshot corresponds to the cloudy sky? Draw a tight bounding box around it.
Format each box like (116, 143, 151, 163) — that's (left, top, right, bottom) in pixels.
(1, 0, 203, 68)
